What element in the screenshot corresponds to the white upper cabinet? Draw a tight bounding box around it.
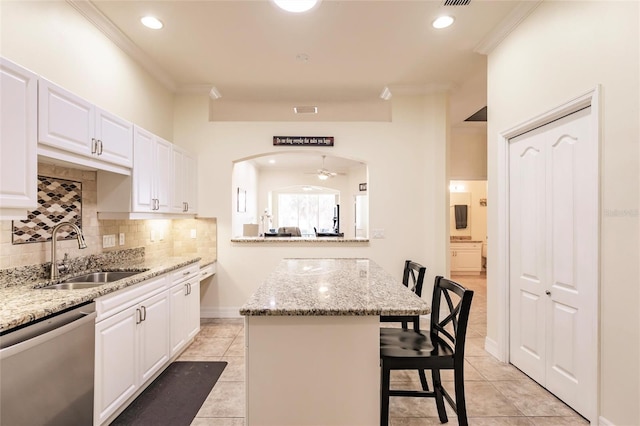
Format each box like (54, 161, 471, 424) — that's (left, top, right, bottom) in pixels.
(95, 107, 134, 167)
(97, 127, 197, 219)
(132, 126, 172, 213)
(171, 145, 198, 214)
(38, 78, 133, 173)
(0, 58, 38, 220)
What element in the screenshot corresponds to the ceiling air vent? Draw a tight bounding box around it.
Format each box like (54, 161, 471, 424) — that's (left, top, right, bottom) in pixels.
(294, 106, 318, 114)
(443, 0, 471, 6)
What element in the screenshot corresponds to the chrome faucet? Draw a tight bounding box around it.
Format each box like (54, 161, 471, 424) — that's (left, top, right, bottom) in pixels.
(50, 222, 87, 280)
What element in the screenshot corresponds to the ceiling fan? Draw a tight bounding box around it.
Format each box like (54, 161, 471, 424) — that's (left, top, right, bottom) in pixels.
(306, 155, 344, 180)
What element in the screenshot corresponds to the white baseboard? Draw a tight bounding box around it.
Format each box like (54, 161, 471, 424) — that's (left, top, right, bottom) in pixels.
(484, 336, 501, 360)
(598, 416, 614, 426)
(201, 306, 242, 318)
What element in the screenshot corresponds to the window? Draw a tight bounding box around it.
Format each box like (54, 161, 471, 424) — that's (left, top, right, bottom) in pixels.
(277, 192, 337, 236)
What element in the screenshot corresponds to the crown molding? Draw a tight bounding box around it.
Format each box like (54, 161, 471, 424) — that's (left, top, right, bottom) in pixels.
(389, 83, 455, 96)
(474, 1, 542, 55)
(178, 84, 214, 94)
(67, 0, 177, 92)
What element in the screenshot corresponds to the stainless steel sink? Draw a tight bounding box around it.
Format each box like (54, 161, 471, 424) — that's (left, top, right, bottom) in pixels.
(63, 271, 142, 283)
(41, 271, 144, 290)
(42, 282, 109, 290)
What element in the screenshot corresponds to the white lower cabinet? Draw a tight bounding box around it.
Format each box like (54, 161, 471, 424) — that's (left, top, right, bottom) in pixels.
(94, 303, 138, 424)
(94, 265, 201, 425)
(169, 264, 201, 356)
(450, 242, 482, 274)
(94, 287, 170, 425)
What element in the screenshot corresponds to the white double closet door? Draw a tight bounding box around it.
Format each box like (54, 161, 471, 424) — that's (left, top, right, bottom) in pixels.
(508, 106, 597, 421)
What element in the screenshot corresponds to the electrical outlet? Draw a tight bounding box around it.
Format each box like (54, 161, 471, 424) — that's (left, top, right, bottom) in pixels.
(150, 230, 156, 242)
(190, 229, 197, 239)
(119, 233, 125, 245)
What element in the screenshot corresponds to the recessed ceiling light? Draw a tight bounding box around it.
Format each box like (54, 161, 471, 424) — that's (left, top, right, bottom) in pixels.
(141, 16, 163, 29)
(272, 0, 320, 13)
(268, 159, 276, 164)
(432, 15, 455, 29)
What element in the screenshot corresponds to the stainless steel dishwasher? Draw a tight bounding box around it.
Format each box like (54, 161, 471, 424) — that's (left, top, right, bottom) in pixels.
(1, 302, 96, 426)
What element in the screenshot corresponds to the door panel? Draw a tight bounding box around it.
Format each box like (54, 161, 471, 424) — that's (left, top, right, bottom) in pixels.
(509, 135, 546, 384)
(509, 107, 596, 421)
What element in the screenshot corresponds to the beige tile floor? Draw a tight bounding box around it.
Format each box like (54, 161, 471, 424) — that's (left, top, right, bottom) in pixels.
(180, 274, 589, 426)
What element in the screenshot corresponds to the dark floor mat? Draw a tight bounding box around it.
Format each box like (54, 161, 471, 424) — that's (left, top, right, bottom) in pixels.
(110, 361, 227, 426)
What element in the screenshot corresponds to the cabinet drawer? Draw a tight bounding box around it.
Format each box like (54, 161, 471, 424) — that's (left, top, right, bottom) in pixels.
(96, 275, 167, 321)
(172, 263, 199, 284)
(199, 263, 216, 281)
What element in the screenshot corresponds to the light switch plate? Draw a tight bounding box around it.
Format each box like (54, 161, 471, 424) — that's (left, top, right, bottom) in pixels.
(119, 233, 125, 245)
(190, 229, 197, 239)
(102, 234, 116, 248)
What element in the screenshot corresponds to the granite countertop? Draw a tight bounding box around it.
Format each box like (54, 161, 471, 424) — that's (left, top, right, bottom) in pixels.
(240, 258, 430, 316)
(0, 256, 202, 333)
(231, 237, 369, 243)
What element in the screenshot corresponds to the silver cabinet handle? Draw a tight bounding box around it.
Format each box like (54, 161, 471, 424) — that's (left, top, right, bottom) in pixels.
(140, 305, 147, 321)
(136, 308, 142, 324)
(91, 138, 98, 154)
(183, 271, 191, 276)
(98, 139, 103, 155)
(545, 290, 551, 296)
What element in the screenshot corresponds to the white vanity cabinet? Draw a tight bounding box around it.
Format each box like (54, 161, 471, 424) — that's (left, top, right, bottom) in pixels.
(94, 276, 170, 425)
(132, 126, 172, 213)
(169, 263, 201, 355)
(0, 58, 38, 220)
(171, 145, 198, 214)
(450, 242, 482, 275)
(38, 78, 133, 173)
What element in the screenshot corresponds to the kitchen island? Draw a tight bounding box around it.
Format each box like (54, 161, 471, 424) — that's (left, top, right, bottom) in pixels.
(240, 258, 430, 425)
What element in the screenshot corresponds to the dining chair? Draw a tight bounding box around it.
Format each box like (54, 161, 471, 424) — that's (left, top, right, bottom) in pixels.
(380, 260, 426, 331)
(380, 276, 474, 426)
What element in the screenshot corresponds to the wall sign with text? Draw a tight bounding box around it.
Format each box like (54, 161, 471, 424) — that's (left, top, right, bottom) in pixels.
(273, 136, 334, 146)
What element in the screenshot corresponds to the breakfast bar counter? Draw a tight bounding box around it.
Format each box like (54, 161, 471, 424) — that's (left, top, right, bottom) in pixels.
(240, 258, 430, 425)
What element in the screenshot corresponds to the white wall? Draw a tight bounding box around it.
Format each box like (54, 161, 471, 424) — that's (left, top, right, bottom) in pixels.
(0, 1, 174, 140)
(449, 126, 487, 180)
(174, 93, 450, 317)
(231, 160, 259, 237)
(487, 1, 639, 424)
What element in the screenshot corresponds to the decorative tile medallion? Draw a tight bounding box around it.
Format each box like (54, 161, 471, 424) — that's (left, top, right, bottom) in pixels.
(12, 175, 82, 244)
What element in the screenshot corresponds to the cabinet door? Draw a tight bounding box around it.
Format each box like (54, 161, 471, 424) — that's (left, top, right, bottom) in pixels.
(94, 306, 138, 425)
(171, 146, 187, 213)
(186, 280, 201, 340)
(132, 126, 155, 211)
(456, 248, 481, 270)
(169, 282, 188, 355)
(95, 107, 133, 168)
(184, 151, 198, 213)
(38, 78, 94, 155)
(154, 137, 173, 212)
(0, 58, 37, 216)
(139, 291, 170, 383)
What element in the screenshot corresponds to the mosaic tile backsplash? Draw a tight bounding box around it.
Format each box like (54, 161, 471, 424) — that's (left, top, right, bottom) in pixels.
(12, 175, 82, 244)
